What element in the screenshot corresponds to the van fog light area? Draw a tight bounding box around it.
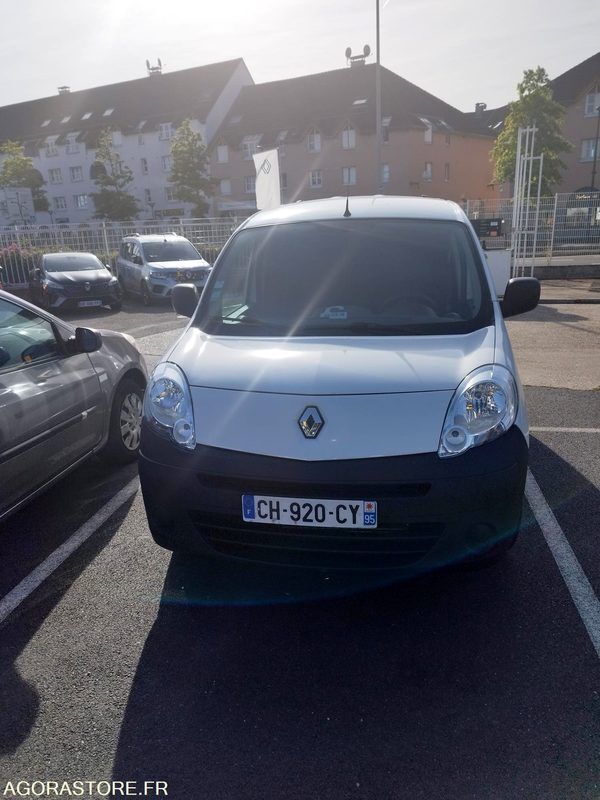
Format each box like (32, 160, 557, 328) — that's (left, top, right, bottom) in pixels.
(173, 419, 194, 446)
(466, 523, 496, 550)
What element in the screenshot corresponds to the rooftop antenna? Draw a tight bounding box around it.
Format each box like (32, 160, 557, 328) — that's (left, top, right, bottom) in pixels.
(146, 58, 163, 76)
(345, 44, 371, 67)
(343, 197, 352, 217)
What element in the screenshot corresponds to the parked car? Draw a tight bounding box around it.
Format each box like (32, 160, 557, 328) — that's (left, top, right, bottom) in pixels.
(139, 196, 540, 576)
(29, 252, 122, 312)
(0, 289, 147, 522)
(115, 233, 211, 306)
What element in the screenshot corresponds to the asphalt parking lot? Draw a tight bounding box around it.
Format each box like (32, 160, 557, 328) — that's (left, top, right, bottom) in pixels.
(1, 298, 600, 799)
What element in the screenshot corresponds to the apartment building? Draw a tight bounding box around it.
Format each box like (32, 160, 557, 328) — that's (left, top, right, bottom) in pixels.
(0, 59, 253, 223)
(209, 63, 496, 215)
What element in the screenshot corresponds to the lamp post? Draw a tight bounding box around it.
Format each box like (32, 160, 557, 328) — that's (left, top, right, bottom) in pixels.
(591, 104, 600, 191)
(375, 0, 382, 192)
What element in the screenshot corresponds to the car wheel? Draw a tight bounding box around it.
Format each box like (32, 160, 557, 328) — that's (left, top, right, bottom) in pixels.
(101, 377, 144, 464)
(140, 281, 153, 306)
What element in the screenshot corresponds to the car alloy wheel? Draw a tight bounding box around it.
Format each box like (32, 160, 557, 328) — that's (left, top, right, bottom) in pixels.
(119, 391, 142, 451)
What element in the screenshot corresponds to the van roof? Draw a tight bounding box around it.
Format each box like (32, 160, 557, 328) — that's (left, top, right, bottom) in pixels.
(243, 195, 467, 229)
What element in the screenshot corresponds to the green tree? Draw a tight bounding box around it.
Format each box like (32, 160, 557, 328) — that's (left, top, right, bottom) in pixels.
(491, 67, 572, 195)
(169, 120, 213, 217)
(0, 140, 49, 212)
(90, 129, 139, 220)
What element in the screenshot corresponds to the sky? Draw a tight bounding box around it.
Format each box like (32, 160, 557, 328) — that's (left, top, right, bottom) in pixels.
(1, 0, 598, 111)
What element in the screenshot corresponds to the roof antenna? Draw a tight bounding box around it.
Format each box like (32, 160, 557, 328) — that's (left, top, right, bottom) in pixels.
(343, 196, 352, 217)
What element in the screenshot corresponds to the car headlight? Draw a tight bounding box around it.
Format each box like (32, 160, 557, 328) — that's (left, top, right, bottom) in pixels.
(109, 276, 119, 285)
(43, 279, 62, 291)
(144, 362, 195, 449)
(438, 365, 517, 458)
(149, 269, 167, 279)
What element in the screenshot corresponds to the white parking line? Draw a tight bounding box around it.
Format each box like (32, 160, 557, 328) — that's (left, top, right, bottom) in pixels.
(0, 478, 139, 626)
(531, 426, 600, 434)
(526, 470, 600, 660)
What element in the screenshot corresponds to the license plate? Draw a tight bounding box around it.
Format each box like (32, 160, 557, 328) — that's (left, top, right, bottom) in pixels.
(78, 299, 103, 307)
(242, 495, 377, 528)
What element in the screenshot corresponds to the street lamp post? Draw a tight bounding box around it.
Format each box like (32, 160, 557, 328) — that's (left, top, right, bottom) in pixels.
(375, 0, 382, 192)
(591, 105, 600, 191)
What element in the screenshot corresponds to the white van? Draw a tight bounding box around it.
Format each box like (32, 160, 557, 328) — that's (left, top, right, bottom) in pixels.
(139, 196, 539, 574)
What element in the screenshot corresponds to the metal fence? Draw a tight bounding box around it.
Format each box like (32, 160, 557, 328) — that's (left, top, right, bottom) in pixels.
(0, 218, 241, 287)
(1, 193, 599, 287)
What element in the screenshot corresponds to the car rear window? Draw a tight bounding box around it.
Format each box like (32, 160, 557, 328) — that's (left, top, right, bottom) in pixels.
(197, 218, 494, 336)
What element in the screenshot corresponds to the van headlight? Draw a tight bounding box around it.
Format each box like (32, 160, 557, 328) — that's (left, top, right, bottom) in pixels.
(144, 362, 195, 449)
(438, 365, 517, 458)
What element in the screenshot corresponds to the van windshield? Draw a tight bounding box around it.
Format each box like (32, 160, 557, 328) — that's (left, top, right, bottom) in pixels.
(198, 218, 493, 336)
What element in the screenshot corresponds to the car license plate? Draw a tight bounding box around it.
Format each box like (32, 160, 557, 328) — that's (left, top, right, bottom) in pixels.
(78, 299, 102, 307)
(242, 495, 377, 528)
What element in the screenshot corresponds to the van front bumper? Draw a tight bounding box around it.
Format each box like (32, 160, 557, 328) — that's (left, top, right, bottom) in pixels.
(139, 424, 528, 573)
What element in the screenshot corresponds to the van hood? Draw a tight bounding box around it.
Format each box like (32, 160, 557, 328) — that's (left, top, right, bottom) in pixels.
(170, 325, 496, 395)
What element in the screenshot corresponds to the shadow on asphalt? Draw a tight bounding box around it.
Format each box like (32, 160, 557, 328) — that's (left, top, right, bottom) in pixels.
(519, 304, 589, 324)
(0, 480, 136, 756)
(112, 442, 600, 799)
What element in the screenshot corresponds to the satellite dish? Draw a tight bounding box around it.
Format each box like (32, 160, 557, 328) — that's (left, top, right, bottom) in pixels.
(345, 47, 352, 59)
(363, 44, 371, 57)
(158, 57, 162, 68)
(146, 59, 151, 70)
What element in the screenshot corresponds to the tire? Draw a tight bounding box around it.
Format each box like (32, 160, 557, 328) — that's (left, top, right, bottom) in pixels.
(140, 281, 153, 307)
(100, 377, 144, 464)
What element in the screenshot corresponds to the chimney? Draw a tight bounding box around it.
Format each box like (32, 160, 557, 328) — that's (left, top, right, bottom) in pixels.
(58, 86, 70, 94)
(475, 102, 487, 116)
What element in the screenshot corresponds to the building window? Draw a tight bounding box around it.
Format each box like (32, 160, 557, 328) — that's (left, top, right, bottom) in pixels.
(309, 169, 323, 188)
(73, 194, 88, 209)
(581, 139, 597, 162)
(216, 144, 229, 163)
(584, 88, 600, 117)
(444, 162, 450, 182)
(161, 155, 172, 172)
(159, 123, 174, 141)
(276, 131, 287, 158)
(244, 175, 256, 194)
(111, 130, 122, 147)
(141, 158, 149, 174)
(382, 117, 391, 144)
(138, 134, 145, 146)
(66, 134, 80, 154)
(307, 128, 321, 153)
(341, 124, 356, 150)
(70, 166, 83, 182)
(60, 116, 71, 124)
(342, 166, 356, 186)
(445, 134, 451, 147)
(48, 168, 62, 184)
(280, 172, 288, 190)
(381, 164, 390, 184)
(81, 112, 93, 120)
(45, 139, 58, 157)
(242, 135, 261, 160)
(103, 108, 114, 117)
(165, 186, 176, 202)
(144, 189, 152, 204)
(53, 196, 67, 210)
(220, 179, 232, 195)
(41, 119, 51, 128)
(423, 162, 433, 182)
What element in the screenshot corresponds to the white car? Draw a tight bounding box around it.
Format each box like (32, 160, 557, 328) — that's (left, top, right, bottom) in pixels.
(139, 196, 539, 575)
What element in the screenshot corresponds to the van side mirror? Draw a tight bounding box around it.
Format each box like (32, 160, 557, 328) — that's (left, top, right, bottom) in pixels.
(172, 284, 199, 318)
(501, 277, 540, 318)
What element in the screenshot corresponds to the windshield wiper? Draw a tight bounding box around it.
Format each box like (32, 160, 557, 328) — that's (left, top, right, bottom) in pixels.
(297, 321, 417, 334)
(218, 314, 286, 330)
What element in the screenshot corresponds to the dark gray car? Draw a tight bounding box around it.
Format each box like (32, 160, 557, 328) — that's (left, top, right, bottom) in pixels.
(29, 252, 122, 312)
(0, 290, 147, 521)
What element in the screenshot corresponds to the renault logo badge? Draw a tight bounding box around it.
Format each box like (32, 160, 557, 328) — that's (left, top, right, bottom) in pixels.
(298, 406, 324, 439)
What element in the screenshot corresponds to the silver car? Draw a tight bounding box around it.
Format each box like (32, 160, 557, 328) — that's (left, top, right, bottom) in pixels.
(0, 289, 147, 521)
(115, 233, 211, 306)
